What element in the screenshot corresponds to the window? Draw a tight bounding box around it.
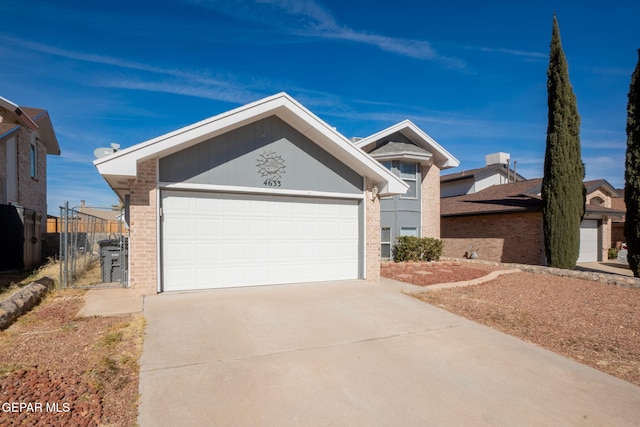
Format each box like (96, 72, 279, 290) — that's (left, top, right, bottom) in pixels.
(399, 162, 417, 198)
(400, 227, 418, 237)
(30, 141, 38, 179)
(381, 227, 391, 259)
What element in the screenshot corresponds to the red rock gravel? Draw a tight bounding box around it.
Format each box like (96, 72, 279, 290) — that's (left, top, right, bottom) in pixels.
(414, 270, 640, 387)
(381, 261, 501, 287)
(0, 291, 141, 427)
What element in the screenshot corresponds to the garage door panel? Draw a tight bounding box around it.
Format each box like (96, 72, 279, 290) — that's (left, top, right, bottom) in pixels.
(161, 191, 360, 291)
(578, 219, 599, 263)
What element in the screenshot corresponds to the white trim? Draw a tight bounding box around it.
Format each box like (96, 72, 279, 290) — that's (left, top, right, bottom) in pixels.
(372, 151, 433, 166)
(155, 159, 161, 293)
(95, 93, 408, 199)
(356, 120, 459, 169)
(158, 182, 365, 200)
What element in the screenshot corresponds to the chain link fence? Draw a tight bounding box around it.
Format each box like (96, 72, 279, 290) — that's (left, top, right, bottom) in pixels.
(57, 202, 127, 288)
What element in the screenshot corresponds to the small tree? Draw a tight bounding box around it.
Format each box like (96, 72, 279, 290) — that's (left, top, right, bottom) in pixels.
(541, 15, 585, 269)
(624, 49, 640, 277)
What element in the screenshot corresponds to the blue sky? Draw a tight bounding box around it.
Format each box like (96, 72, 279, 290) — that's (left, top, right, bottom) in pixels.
(1, 0, 638, 214)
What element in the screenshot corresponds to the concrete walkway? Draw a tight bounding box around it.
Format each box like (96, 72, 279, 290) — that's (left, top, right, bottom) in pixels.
(137, 280, 640, 426)
(77, 287, 143, 317)
(576, 260, 634, 277)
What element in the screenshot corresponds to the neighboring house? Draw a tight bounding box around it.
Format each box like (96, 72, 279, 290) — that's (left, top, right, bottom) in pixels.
(441, 178, 625, 265)
(610, 189, 626, 247)
(94, 93, 408, 294)
(354, 121, 459, 258)
(0, 96, 60, 270)
(441, 152, 526, 198)
(77, 200, 126, 233)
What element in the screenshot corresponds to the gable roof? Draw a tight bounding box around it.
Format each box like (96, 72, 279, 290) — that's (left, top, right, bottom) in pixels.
(354, 120, 459, 169)
(0, 96, 60, 155)
(440, 163, 526, 183)
(584, 179, 620, 197)
(442, 178, 625, 219)
(94, 92, 408, 199)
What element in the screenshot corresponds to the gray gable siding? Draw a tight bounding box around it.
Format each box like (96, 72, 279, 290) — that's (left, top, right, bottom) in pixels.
(159, 116, 363, 194)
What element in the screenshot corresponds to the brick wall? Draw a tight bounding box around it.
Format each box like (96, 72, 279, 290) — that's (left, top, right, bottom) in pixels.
(128, 158, 158, 295)
(421, 164, 441, 238)
(0, 129, 48, 228)
(365, 178, 381, 282)
(16, 131, 47, 219)
(441, 211, 545, 265)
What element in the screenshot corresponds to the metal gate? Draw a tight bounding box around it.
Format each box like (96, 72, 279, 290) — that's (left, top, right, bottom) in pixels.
(58, 202, 127, 288)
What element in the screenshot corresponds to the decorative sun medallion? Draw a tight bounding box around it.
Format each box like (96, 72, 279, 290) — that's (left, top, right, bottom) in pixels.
(256, 150, 286, 187)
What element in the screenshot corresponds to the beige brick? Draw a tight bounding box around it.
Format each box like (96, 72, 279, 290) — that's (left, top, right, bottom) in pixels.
(128, 158, 158, 295)
(365, 178, 381, 282)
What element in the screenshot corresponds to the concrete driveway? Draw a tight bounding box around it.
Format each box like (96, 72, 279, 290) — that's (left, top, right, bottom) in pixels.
(138, 280, 640, 426)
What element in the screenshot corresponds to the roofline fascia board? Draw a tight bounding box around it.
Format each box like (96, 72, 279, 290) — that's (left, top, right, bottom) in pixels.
(0, 125, 19, 140)
(95, 92, 409, 197)
(32, 111, 61, 155)
(0, 96, 38, 130)
(355, 119, 460, 169)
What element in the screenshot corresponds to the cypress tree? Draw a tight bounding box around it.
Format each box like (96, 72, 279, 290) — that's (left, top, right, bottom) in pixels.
(624, 49, 640, 277)
(541, 15, 585, 269)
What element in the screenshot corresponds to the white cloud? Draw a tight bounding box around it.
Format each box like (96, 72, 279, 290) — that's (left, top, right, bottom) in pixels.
(191, 0, 466, 68)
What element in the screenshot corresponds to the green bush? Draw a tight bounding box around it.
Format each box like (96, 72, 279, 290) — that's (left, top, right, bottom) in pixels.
(608, 247, 619, 260)
(393, 236, 443, 262)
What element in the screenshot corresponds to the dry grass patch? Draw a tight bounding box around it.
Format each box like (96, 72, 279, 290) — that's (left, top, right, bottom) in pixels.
(0, 262, 144, 426)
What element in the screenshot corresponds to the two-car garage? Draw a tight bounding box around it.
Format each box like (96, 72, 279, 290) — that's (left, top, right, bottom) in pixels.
(94, 93, 408, 294)
(161, 191, 361, 291)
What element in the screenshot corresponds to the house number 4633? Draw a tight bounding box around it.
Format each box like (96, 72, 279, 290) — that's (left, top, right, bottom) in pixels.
(264, 179, 281, 187)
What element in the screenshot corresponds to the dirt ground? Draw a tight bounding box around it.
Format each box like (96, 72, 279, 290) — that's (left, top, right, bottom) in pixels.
(382, 262, 640, 387)
(0, 264, 142, 427)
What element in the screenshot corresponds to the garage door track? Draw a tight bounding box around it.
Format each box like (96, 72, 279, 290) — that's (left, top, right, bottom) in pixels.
(138, 280, 640, 426)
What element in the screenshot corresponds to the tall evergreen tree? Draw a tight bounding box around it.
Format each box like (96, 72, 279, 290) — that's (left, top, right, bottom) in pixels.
(541, 15, 585, 269)
(624, 49, 640, 277)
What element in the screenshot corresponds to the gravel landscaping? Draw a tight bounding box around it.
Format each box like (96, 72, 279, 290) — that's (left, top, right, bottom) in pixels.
(0, 262, 142, 427)
(382, 262, 640, 387)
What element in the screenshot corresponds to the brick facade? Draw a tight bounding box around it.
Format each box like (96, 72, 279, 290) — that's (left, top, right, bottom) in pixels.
(365, 178, 381, 282)
(442, 211, 545, 265)
(0, 127, 47, 229)
(421, 164, 441, 238)
(127, 158, 158, 295)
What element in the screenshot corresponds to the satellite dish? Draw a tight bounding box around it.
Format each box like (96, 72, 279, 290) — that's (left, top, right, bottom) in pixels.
(93, 147, 116, 159)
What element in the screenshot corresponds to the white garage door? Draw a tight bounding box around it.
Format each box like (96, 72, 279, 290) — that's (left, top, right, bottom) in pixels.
(161, 190, 360, 291)
(577, 219, 599, 263)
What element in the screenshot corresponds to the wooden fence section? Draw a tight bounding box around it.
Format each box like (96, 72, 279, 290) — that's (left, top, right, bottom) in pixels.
(47, 216, 123, 234)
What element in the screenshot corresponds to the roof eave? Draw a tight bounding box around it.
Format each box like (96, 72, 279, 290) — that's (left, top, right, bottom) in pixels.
(95, 92, 409, 198)
(356, 119, 459, 169)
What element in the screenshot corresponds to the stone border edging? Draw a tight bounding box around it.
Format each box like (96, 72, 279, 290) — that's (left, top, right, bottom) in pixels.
(0, 277, 55, 329)
(441, 257, 640, 289)
(427, 269, 521, 291)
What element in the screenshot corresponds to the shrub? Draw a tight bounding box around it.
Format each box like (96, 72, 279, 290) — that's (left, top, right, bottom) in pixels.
(608, 248, 619, 260)
(393, 236, 443, 262)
